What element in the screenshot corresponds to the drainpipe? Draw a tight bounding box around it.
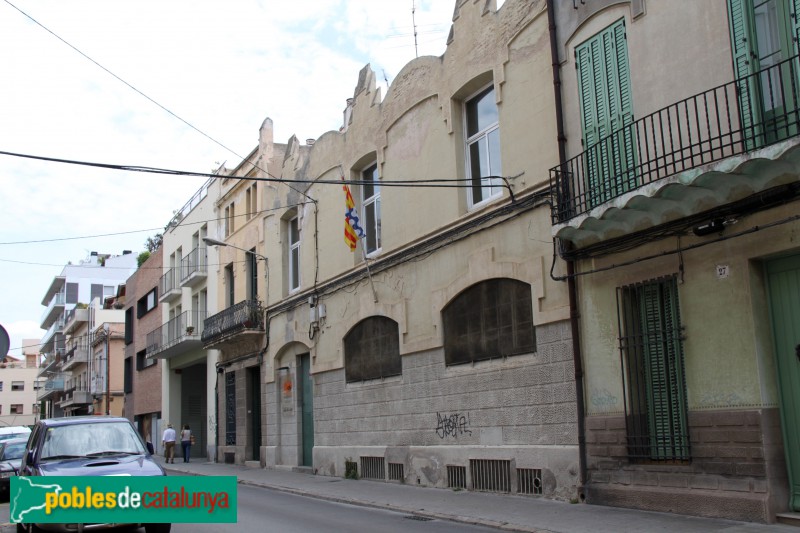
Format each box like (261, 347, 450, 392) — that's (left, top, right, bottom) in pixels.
(104, 323, 110, 416)
(547, 0, 587, 500)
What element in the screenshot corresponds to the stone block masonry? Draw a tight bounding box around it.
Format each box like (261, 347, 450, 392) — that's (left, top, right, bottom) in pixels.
(312, 320, 581, 500)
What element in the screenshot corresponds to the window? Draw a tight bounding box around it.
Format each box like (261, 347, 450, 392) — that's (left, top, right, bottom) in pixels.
(11, 381, 24, 392)
(225, 371, 236, 445)
(288, 215, 300, 292)
(729, 0, 798, 147)
(465, 85, 503, 207)
(124, 358, 133, 394)
(136, 349, 155, 371)
(66, 283, 79, 304)
(225, 264, 235, 307)
(225, 202, 235, 236)
(137, 288, 157, 318)
(124, 307, 134, 345)
(91, 284, 104, 302)
(246, 184, 257, 220)
(361, 164, 382, 255)
(618, 276, 690, 461)
(247, 249, 258, 301)
(575, 19, 636, 208)
(442, 278, 536, 366)
(345, 316, 401, 383)
(10, 405, 22, 415)
(0, 382, 3, 392)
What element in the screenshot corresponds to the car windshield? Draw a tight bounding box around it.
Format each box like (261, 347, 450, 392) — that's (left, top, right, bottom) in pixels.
(0, 433, 28, 442)
(41, 422, 146, 460)
(0, 442, 26, 461)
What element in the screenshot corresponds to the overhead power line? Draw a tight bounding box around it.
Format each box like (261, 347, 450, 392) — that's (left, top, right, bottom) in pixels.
(0, 149, 519, 189)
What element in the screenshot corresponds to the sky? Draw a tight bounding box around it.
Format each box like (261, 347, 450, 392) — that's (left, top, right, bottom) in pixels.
(0, 0, 456, 358)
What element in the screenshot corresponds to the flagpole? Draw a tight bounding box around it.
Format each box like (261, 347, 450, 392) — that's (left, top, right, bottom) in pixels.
(360, 243, 379, 303)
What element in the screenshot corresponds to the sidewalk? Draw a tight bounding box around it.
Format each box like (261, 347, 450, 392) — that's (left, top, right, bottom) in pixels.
(158, 457, 795, 532)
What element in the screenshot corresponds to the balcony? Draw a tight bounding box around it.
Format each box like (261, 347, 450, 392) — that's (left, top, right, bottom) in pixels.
(180, 247, 207, 288)
(40, 291, 66, 329)
(63, 307, 88, 335)
(146, 310, 206, 360)
(41, 316, 66, 351)
(202, 300, 264, 352)
(159, 268, 181, 303)
(551, 55, 800, 250)
(37, 375, 66, 401)
(62, 342, 89, 371)
(59, 390, 92, 408)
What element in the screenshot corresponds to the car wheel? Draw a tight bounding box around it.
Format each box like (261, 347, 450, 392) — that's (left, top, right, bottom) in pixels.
(16, 524, 43, 533)
(144, 524, 171, 533)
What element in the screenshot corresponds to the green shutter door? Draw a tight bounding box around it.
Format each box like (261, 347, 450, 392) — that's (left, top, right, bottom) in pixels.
(728, 0, 763, 148)
(576, 19, 635, 210)
(767, 255, 800, 512)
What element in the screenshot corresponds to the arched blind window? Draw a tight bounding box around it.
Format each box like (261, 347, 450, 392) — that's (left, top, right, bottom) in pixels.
(442, 278, 536, 366)
(345, 316, 401, 383)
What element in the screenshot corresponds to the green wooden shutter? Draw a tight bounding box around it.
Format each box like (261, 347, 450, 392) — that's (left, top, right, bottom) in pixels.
(791, 0, 800, 54)
(639, 279, 689, 460)
(728, 0, 762, 148)
(575, 19, 635, 209)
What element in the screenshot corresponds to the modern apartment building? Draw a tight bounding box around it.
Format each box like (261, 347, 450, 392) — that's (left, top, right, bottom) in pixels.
(123, 247, 164, 451)
(37, 251, 137, 417)
(153, 178, 220, 461)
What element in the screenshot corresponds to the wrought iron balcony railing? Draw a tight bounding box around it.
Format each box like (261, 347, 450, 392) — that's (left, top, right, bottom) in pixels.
(202, 300, 263, 345)
(551, 54, 800, 223)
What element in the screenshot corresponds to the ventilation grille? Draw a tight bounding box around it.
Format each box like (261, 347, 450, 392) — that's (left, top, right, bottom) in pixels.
(388, 462, 404, 482)
(360, 456, 386, 480)
(345, 459, 358, 479)
(470, 459, 511, 493)
(517, 468, 542, 495)
(447, 465, 467, 489)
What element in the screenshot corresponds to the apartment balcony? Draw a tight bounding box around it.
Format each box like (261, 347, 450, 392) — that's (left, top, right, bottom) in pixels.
(41, 317, 66, 352)
(551, 55, 800, 250)
(146, 310, 206, 360)
(37, 375, 66, 401)
(180, 247, 207, 289)
(159, 268, 181, 303)
(59, 390, 92, 408)
(62, 344, 88, 371)
(202, 300, 264, 353)
(63, 307, 88, 335)
(40, 291, 66, 329)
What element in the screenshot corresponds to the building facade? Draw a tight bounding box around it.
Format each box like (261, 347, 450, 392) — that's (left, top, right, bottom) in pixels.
(37, 251, 137, 418)
(0, 342, 40, 427)
(550, 0, 800, 523)
(123, 247, 164, 450)
(155, 178, 220, 461)
(203, 0, 579, 500)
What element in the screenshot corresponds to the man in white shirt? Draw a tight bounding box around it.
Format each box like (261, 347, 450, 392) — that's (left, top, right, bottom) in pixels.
(162, 423, 176, 464)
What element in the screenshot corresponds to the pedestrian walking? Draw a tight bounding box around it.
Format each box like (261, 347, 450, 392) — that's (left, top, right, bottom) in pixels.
(162, 423, 176, 464)
(180, 424, 192, 463)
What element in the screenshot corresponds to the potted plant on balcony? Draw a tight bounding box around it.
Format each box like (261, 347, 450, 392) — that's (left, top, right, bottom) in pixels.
(185, 326, 195, 335)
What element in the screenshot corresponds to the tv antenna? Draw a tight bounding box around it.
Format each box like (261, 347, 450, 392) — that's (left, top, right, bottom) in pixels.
(412, 1, 419, 58)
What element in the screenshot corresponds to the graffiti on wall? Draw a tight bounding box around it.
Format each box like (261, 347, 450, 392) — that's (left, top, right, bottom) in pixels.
(435, 412, 472, 439)
(590, 388, 618, 409)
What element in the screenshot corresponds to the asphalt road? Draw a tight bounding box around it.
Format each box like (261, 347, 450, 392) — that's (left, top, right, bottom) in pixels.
(0, 483, 504, 533)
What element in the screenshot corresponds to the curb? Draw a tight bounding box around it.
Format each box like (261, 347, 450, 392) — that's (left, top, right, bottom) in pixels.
(164, 465, 551, 533)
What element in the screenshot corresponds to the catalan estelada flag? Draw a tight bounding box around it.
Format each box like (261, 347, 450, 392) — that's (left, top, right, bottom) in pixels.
(343, 182, 365, 251)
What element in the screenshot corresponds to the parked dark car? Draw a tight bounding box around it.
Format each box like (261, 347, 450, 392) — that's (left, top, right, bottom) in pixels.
(0, 437, 29, 502)
(16, 416, 170, 533)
